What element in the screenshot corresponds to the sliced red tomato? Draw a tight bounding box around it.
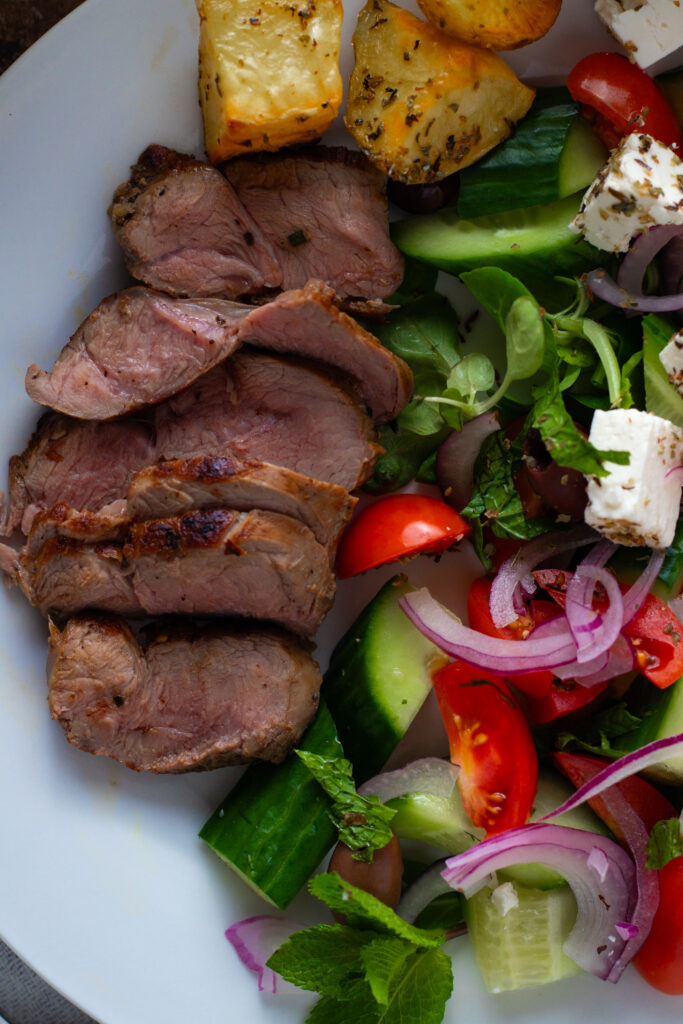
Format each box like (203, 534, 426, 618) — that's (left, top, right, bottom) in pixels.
(526, 677, 608, 725)
(335, 495, 469, 578)
(467, 576, 558, 698)
(567, 52, 683, 151)
(634, 856, 683, 995)
(534, 568, 683, 690)
(432, 659, 538, 836)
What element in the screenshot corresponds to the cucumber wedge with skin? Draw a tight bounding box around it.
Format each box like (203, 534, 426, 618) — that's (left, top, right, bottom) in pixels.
(642, 313, 683, 429)
(200, 576, 447, 908)
(391, 194, 601, 300)
(465, 881, 582, 993)
(457, 91, 607, 219)
(199, 700, 342, 909)
(323, 575, 449, 783)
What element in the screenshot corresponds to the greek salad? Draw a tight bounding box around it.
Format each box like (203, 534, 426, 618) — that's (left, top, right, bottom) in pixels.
(210, 12, 683, 1024)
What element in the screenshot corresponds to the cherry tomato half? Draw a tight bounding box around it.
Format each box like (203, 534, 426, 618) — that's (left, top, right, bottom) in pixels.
(534, 568, 683, 690)
(526, 677, 608, 725)
(567, 52, 683, 151)
(467, 576, 558, 699)
(634, 856, 683, 994)
(335, 495, 470, 578)
(432, 660, 538, 836)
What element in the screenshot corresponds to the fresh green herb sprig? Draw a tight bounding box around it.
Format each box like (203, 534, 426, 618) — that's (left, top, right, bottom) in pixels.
(296, 752, 396, 862)
(267, 873, 454, 1024)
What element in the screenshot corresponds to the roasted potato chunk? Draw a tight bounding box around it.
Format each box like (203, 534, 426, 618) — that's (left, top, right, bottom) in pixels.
(197, 0, 343, 164)
(417, 0, 562, 51)
(345, 0, 535, 184)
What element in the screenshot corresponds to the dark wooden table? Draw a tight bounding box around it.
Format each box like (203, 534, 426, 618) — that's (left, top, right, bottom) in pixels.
(1, 0, 85, 75)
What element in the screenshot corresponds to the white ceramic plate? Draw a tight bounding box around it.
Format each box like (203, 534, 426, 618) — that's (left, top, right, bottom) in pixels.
(1, 1, 683, 1022)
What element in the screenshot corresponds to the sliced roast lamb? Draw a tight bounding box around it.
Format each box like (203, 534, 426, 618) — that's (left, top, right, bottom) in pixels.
(23, 281, 412, 424)
(109, 145, 281, 299)
(25, 288, 249, 420)
(110, 144, 403, 302)
(153, 350, 381, 490)
(48, 615, 322, 771)
(17, 505, 335, 636)
(6, 350, 380, 535)
(126, 455, 355, 559)
(237, 281, 412, 422)
(222, 147, 404, 300)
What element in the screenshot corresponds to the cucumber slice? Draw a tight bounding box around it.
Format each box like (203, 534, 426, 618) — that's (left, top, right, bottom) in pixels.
(464, 881, 582, 993)
(323, 576, 448, 783)
(457, 91, 606, 220)
(199, 700, 342, 909)
(617, 674, 683, 784)
(391, 194, 600, 300)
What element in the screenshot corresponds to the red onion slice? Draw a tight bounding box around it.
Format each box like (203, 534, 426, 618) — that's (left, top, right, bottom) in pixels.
(622, 549, 666, 625)
(489, 526, 599, 629)
(225, 915, 302, 994)
(617, 225, 683, 296)
(358, 758, 460, 802)
(566, 633, 635, 688)
(398, 859, 454, 924)
(539, 733, 683, 824)
(441, 823, 636, 980)
(553, 757, 661, 983)
(566, 566, 624, 664)
(436, 413, 499, 511)
(400, 588, 579, 673)
(586, 267, 683, 312)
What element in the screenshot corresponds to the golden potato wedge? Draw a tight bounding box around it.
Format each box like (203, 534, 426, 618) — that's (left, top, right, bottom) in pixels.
(345, 0, 535, 184)
(417, 0, 562, 51)
(197, 0, 343, 164)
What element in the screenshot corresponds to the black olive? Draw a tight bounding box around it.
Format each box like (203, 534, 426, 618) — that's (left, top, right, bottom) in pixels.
(387, 173, 459, 214)
(523, 428, 587, 520)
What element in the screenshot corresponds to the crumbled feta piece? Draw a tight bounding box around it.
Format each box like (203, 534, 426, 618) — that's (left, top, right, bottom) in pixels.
(595, 0, 683, 70)
(660, 328, 683, 394)
(585, 408, 683, 547)
(570, 133, 683, 253)
(490, 882, 519, 918)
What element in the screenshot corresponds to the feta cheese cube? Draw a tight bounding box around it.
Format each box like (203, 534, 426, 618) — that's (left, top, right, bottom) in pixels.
(595, 0, 683, 70)
(585, 408, 683, 548)
(660, 329, 683, 394)
(570, 133, 683, 253)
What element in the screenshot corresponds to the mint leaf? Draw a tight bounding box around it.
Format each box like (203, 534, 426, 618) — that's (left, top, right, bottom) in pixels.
(461, 430, 551, 543)
(375, 947, 453, 1024)
(310, 873, 445, 949)
(267, 924, 373, 996)
(360, 938, 415, 1005)
(306, 988, 380, 1024)
(296, 752, 395, 862)
(646, 818, 683, 869)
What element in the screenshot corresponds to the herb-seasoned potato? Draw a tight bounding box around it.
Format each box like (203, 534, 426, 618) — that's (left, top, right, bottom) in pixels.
(345, 0, 535, 184)
(197, 0, 343, 164)
(417, 0, 562, 51)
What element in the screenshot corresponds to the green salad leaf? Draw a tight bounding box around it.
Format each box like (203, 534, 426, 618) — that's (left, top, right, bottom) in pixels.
(296, 752, 395, 862)
(646, 818, 683, 869)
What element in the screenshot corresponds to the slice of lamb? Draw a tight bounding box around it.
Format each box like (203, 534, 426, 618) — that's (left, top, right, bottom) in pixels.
(222, 146, 404, 299)
(6, 414, 156, 535)
(48, 615, 322, 771)
(126, 455, 356, 560)
(155, 350, 382, 491)
(5, 351, 379, 535)
(109, 145, 282, 298)
(237, 281, 413, 423)
(25, 288, 250, 419)
(19, 507, 335, 636)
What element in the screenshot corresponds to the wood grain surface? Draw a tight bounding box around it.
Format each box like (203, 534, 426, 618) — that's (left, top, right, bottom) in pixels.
(0, 0, 85, 75)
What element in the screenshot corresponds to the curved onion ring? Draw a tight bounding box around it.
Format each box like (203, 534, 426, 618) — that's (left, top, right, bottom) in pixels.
(358, 758, 460, 803)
